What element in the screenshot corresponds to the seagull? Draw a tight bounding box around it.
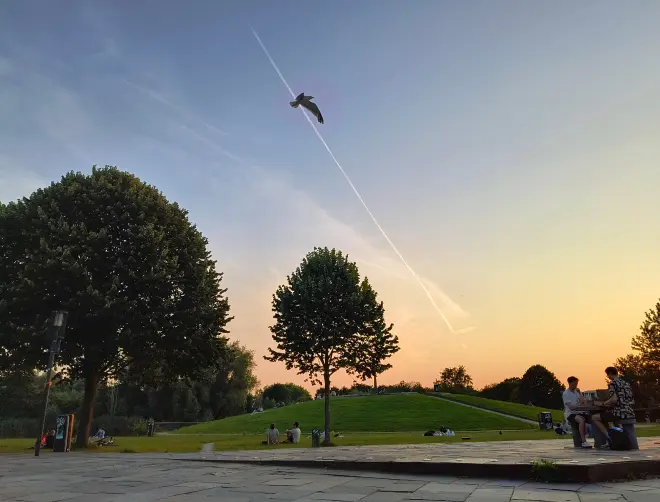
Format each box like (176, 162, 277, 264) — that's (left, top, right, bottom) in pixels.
(290, 92, 324, 124)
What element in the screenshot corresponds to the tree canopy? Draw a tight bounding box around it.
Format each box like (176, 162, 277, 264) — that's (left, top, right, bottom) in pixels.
(262, 383, 312, 406)
(480, 377, 521, 402)
(265, 247, 390, 443)
(613, 300, 660, 405)
(518, 364, 565, 409)
(348, 278, 399, 390)
(0, 166, 232, 446)
(436, 365, 474, 392)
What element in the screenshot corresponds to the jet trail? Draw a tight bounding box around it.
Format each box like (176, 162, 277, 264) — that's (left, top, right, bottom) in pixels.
(251, 28, 473, 335)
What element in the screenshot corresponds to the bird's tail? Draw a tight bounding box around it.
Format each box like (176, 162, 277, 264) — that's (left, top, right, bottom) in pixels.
(289, 101, 299, 108)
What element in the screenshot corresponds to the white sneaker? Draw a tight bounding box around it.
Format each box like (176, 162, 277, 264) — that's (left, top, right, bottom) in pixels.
(581, 441, 593, 448)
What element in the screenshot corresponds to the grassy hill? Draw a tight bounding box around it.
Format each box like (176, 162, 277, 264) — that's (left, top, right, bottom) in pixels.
(438, 393, 563, 421)
(179, 394, 536, 434)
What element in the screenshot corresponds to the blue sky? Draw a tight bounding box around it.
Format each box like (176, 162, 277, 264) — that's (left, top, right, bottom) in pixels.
(2, 1, 660, 389)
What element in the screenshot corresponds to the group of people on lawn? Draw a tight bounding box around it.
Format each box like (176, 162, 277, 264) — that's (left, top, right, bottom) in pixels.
(563, 366, 636, 449)
(265, 422, 301, 445)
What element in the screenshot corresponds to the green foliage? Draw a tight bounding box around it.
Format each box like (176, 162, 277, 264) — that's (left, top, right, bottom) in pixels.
(348, 278, 399, 389)
(518, 365, 565, 410)
(614, 301, 660, 405)
(0, 166, 232, 445)
(436, 366, 474, 391)
(266, 247, 365, 385)
(92, 342, 258, 422)
(179, 394, 536, 435)
(531, 459, 560, 483)
(262, 383, 312, 405)
(266, 247, 387, 441)
(632, 301, 660, 362)
(480, 377, 521, 402)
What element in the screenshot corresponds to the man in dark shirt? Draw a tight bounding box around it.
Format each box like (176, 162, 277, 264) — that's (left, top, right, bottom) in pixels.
(591, 366, 635, 447)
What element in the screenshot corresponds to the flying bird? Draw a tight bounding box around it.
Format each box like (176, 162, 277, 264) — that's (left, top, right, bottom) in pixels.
(290, 92, 324, 124)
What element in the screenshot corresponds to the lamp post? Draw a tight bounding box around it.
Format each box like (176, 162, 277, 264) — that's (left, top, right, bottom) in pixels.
(35, 310, 69, 456)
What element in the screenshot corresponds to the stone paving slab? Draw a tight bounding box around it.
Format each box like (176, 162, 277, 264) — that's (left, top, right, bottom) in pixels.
(1, 454, 660, 501)
(181, 437, 660, 483)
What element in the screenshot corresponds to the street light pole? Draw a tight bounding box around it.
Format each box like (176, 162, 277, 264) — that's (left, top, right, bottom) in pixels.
(35, 310, 68, 457)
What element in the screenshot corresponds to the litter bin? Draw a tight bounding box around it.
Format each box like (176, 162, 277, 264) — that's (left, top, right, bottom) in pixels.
(311, 429, 320, 448)
(538, 411, 553, 430)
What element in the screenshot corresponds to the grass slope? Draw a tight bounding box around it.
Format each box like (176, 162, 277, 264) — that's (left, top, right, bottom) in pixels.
(4, 426, 660, 454)
(180, 394, 536, 434)
(438, 393, 563, 421)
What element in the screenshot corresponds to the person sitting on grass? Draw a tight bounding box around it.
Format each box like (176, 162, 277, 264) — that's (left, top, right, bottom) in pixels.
(562, 376, 592, 448)
(266, 423, 280, 445)
(285, 422, 301, 444)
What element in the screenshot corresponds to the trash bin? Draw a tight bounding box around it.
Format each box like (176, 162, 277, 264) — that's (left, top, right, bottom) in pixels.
(311, 429, 320, 448)
(538, 412, 553, 430)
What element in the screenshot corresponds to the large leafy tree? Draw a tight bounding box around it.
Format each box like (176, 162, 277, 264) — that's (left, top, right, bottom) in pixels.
(350, 278, 399, 390)
(518, 364, 565, 409)
(265, 247, 373, 443)
(613, 302, 660, 405)
(435, 365, 474, 392)
(0, 166, 231, 446)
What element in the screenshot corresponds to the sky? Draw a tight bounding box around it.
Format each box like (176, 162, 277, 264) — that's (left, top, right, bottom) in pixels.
(1, 1, 659, 393)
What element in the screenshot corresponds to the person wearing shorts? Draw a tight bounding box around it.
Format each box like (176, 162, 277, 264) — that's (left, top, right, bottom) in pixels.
(591, 366, 636, 448)
(562, 376, 592, 448)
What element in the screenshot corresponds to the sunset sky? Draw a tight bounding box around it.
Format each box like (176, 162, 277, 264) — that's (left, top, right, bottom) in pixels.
(1, 1, 659, 392)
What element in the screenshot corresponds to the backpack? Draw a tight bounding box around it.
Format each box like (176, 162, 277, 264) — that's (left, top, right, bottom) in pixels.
(609, 426, 632, 451)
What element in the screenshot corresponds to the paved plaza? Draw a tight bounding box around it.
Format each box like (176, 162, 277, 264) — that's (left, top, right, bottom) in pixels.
(197, 437, 660, 467)
(2, 453, 660, 502)
(189, 437, 660, 482)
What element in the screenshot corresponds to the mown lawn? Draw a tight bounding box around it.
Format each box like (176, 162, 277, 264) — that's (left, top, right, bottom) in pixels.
(437, 393, 564, 421)
(178, 394, 536, 435)
(3, 426, 660, 454)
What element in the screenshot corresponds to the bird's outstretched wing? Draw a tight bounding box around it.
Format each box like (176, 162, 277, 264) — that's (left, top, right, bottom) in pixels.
(301, 101, 324, 124)
(295, 92, 304, 101)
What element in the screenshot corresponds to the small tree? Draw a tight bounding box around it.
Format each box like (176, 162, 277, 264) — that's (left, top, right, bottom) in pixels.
(518, 364, 565, 409)
(265, 247, 370, 444)
(436, 366, 474, 392)
(0, 166, 231, 446)
(349, 278, 399, 391)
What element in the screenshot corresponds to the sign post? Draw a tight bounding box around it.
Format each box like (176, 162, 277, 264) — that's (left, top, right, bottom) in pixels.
(53, 414, 75, 452)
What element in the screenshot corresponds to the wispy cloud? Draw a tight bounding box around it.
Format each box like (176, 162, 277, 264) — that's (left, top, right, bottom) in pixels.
(243, 164, 472, 327)
(122, 79, 229, 138)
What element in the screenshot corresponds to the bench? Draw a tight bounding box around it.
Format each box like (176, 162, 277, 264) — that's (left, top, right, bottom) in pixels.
(571, 418, 638, 449)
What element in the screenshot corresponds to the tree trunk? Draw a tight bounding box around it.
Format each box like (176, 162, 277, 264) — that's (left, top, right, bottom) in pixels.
(373, 374, 378, 393)
(76, 373, 99, 448)
(323, 369, 331, 445)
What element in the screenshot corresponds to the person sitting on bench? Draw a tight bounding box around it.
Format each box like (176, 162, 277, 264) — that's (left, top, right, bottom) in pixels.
(562, 376, 592, 448)
(591, 366, 636, 449)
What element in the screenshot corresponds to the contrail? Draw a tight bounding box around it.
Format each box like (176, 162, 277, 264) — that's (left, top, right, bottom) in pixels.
(251, 28, 473, 335)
